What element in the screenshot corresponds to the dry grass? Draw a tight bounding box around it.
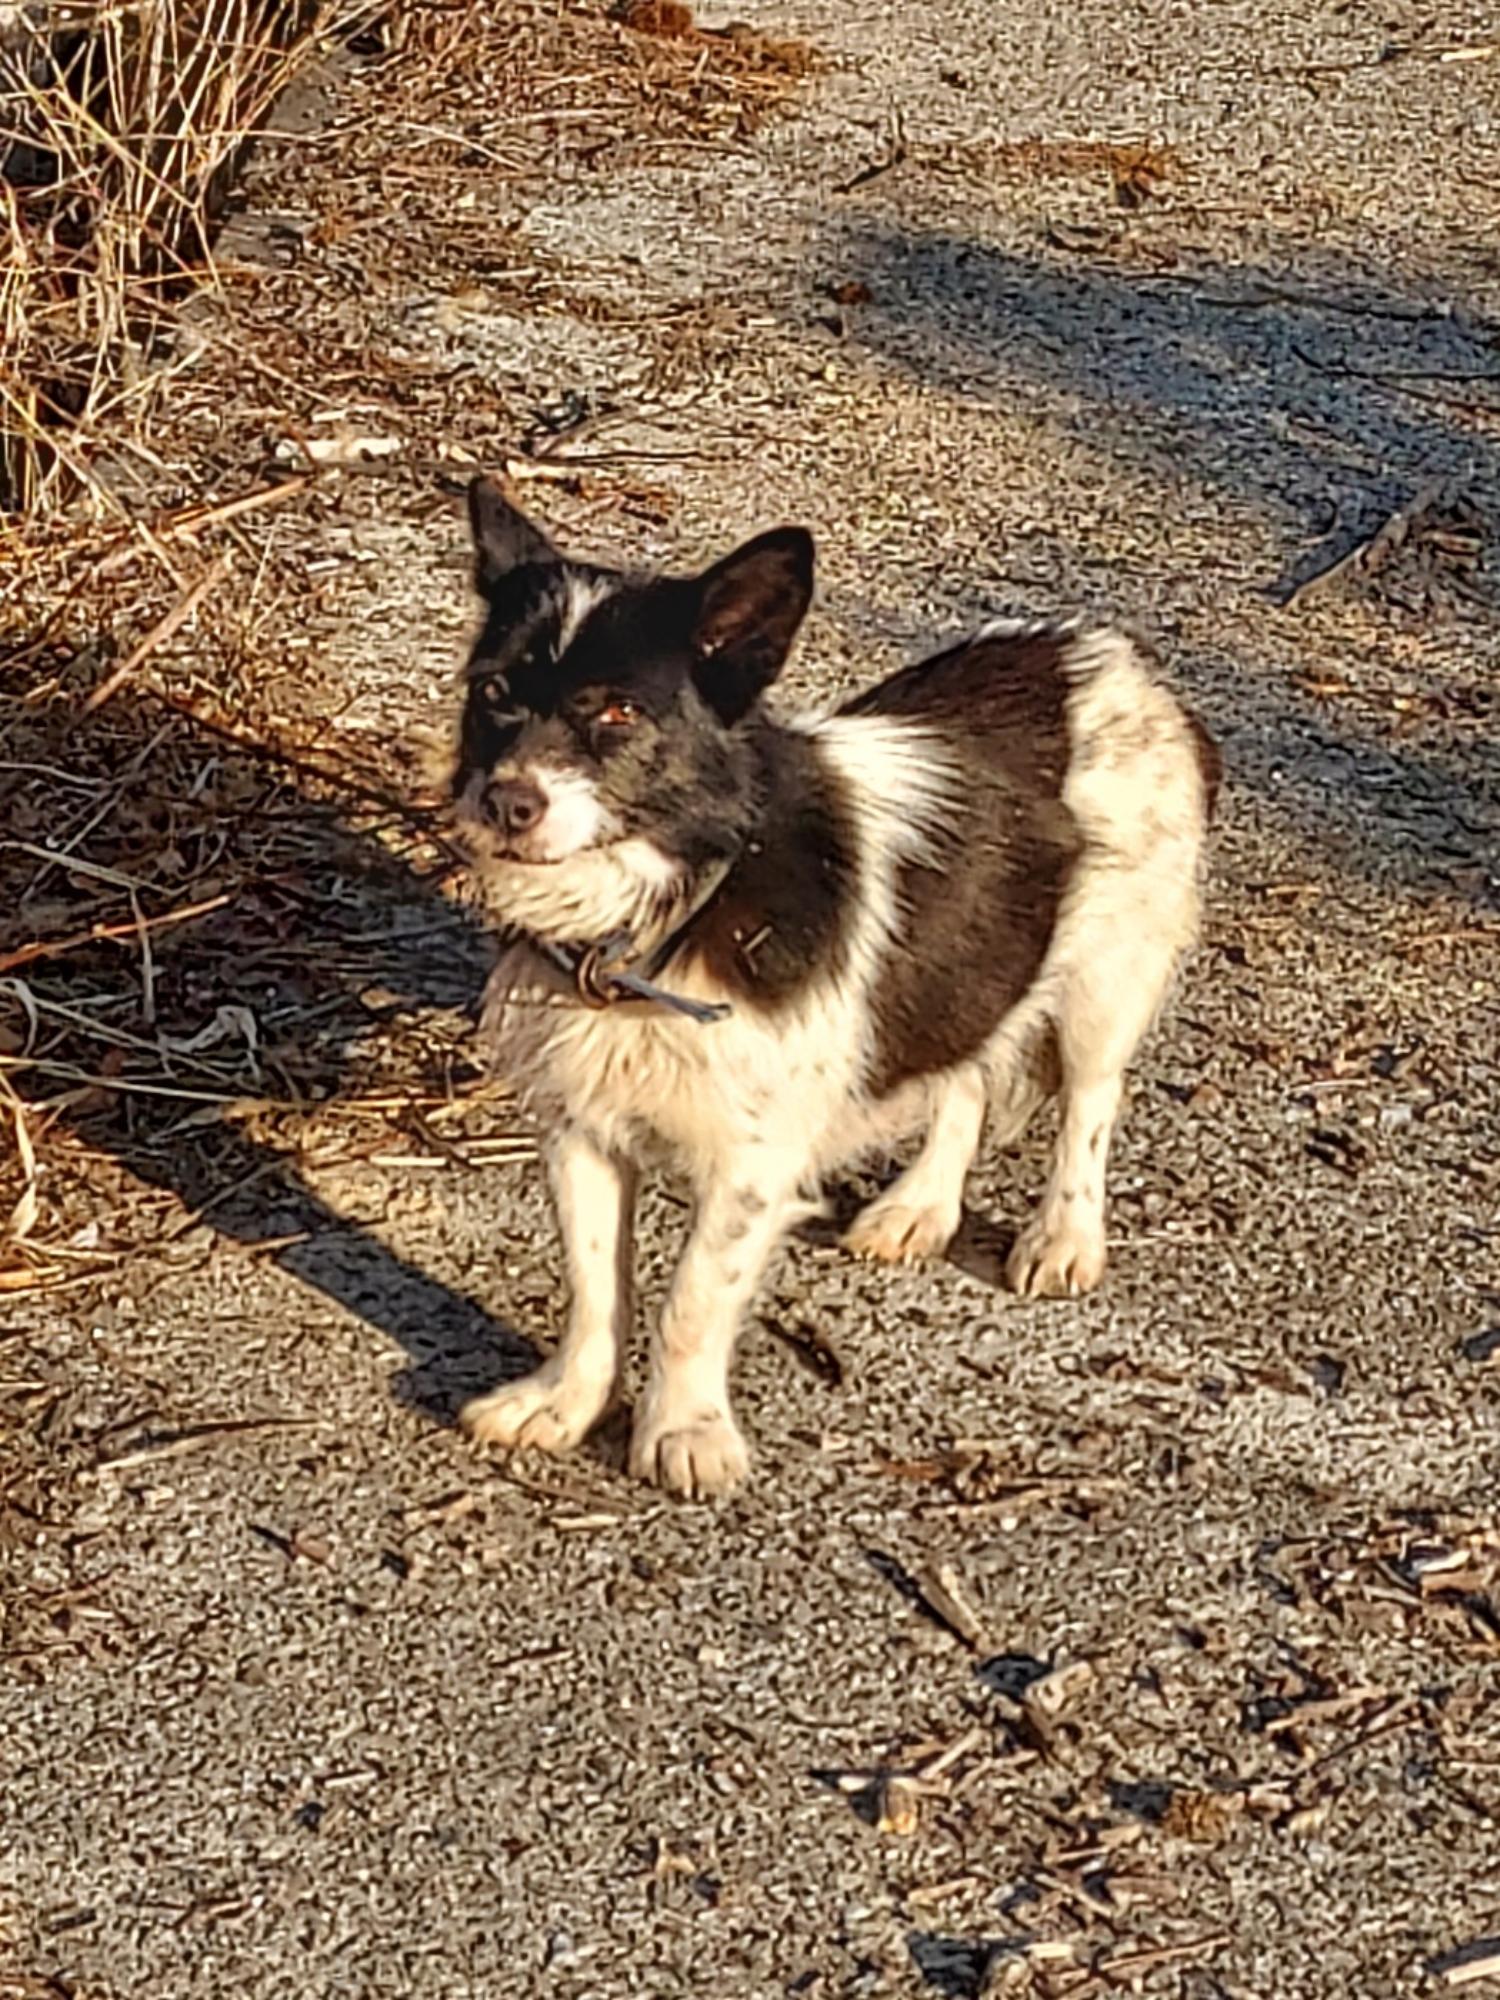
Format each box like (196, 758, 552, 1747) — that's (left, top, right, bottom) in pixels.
(0, 0, 394, 516)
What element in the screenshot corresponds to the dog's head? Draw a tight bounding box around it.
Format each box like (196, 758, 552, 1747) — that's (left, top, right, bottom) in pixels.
(451, 477, 814, 941)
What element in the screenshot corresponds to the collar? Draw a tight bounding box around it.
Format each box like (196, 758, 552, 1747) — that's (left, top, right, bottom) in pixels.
(524, 857, 735, 1026)
(531, 928, 731, 1025)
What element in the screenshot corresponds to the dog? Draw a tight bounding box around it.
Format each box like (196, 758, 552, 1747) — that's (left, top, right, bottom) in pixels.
(449, 476, 1219, 1497)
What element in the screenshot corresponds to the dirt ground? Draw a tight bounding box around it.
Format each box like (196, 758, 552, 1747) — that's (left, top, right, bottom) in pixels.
(3, 2, 1499, 1996)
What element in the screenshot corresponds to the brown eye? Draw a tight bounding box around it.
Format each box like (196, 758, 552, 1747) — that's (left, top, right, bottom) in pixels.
(480, 676, 508, 705)
(596, 698, 640, 728)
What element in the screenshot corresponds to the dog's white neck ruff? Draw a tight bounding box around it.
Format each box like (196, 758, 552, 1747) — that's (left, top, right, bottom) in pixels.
(476, 835, 693, 952)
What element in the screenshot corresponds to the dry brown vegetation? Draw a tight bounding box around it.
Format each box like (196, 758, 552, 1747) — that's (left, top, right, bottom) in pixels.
(0, 0, 403, 516)
(0, 0, 813, 1291)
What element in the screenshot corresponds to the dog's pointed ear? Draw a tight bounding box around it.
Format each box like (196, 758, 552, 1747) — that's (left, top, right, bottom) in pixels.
(468, 475, 558, 591)
(689, 527, 815, 722)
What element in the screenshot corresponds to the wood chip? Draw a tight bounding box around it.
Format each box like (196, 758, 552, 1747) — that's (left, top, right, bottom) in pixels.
(906, 1875, 983, 1908)
(1159, 1788, 1243, 1842)
(1432, 1940, 1500, 1987)
(875, 1774, 921, 1835)
(913, 1560, 991, 1651)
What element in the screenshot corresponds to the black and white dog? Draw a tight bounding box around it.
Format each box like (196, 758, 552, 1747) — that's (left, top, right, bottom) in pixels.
(451, 477, 1218, 1497)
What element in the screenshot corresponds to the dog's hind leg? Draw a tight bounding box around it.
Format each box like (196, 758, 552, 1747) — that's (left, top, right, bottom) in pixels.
(1005, 1062, 1121, 1298)
(842, 1063, 986, 1266)
(1005, 932, 1178, 1299)
(631, 1155, 806, 1498)
(462, 1124, 635, 1453)
(1006, 637, 1209, 1297)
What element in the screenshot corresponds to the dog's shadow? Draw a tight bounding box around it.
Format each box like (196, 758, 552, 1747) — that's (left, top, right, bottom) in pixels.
(2, 654, 538, 1422)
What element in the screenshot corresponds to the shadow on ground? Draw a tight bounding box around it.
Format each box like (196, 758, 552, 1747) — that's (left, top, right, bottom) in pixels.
(1, 665, 531, 1419)
(812, 226, 1499, 908)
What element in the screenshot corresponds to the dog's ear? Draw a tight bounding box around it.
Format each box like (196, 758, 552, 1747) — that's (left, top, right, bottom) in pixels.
(689, 527, 814, 722)
(468, 475, 558, 591)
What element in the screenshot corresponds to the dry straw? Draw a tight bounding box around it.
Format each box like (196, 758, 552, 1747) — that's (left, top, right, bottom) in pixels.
(0, 0, 387, 517)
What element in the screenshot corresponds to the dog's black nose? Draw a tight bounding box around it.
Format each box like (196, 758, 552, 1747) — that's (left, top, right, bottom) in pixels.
(484, 778, 546, 836)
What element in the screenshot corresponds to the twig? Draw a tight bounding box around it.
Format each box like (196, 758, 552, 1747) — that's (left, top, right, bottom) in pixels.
(1277, 477, 1448, 610)
(1138, 277, 1467, 324)
(0, 892, 232, 976)
(2, 1076, 39, 1241)
(836, 105, 907, 194)
(163, 1160, 282, 1241)
(157, 476, 313, 542)
(1431, 1939, 1500, 1987)
(913, 1560, 992, 1651)
(1399, 926, 1500, 951)
(94, 1416, 322, 1473)
(1092, 1931, 1233, 1987)
(0, 1056, 277, 1108)
(2, 842, 152, 894)
(80, 554, 233, 716)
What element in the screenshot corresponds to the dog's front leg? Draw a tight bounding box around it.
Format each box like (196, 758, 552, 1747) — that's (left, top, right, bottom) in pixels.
(630, 1159, 801, 1499)
(462, 1123, 635, 1454)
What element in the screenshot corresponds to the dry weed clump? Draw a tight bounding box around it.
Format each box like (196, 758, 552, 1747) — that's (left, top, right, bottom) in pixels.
(0, 0, 390, 517)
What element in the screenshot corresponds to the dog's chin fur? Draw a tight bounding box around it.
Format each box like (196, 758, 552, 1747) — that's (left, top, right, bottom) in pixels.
(465, 834, 695, 950)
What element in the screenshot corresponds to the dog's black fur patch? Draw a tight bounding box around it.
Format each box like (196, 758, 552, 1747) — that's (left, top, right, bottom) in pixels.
(843, 630, 1082, 1096)
(667, 720, 858, 1009)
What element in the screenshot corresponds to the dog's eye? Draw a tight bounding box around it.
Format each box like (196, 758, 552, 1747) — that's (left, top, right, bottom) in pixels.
(596, 699, 640, 729)
(479, 676, 508, 706)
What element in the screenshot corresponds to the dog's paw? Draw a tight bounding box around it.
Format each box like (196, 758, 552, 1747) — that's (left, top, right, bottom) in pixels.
(460, 1365, 608, 1455)
(842, 1194, 959, 1267)
(1005, 1217, 1107, 1298)
(629, 1405, 750, 1499)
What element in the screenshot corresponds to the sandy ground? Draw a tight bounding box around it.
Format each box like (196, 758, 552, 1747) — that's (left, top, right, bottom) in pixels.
(3, 2, 1499, 1996)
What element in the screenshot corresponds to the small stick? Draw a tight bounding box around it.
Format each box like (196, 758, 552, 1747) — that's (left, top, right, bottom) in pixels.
(0, 1057, 276, 1108)
(1094, 1931, 1233, 1985)
(164, 1159, 280, 1241)
(0, 892, 231, 976)
(1263, 1684, 1387, 1737)
(836, 103, 908, 194)
(131, 888, 156, 1028)
(1278, 476, 1446, 610)
(94, 1417, 322, 1473)
(913, 1560, 992, 1651)
(2, 843, 152, 892)
(913, 1723, 987, 1783)
(2, 1082, 38, 1242)
(1430, 1941, 1500, 1988)
(158, 476, 312, 540)
(80, 554, 233, 716)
